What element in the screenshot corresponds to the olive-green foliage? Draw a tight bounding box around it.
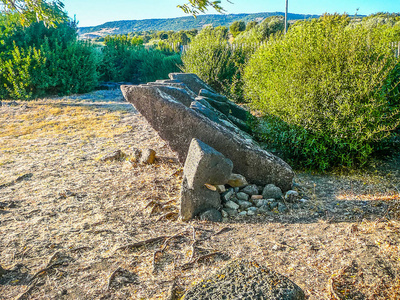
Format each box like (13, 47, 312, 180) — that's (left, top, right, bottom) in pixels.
(229, 20, 245, 38)
(235, 16, 285, 43)
(0, 10, 98, 99)
(245, 14, 400, 170)
(182, 26, 255, 102)
(245, 20, 257, 31)
(98, 35, 181, 83)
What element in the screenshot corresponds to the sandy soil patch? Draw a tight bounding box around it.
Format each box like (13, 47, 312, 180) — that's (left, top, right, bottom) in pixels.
(0, 90, 399, 299)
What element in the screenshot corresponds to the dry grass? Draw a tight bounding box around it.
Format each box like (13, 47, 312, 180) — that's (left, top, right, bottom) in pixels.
(0, 92, 399, 299)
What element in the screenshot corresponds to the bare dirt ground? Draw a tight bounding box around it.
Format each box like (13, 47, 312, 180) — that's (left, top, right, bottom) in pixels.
(0, 90, 399, 300)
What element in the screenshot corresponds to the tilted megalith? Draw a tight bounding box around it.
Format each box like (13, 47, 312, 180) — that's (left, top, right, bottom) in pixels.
(121, 83, 294, 191)
(181, 138, 233, 220)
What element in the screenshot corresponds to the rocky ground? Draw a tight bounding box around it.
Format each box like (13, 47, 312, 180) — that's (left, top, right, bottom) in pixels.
(0, 90, 399, 299)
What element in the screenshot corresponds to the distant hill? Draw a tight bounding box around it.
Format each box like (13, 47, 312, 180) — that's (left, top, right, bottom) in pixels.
(78, 12, 320, 38)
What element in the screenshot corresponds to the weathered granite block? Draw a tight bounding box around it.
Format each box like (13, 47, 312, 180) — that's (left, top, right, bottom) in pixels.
(121, 84, 294, 191)
(180, 178, 221, 221)
(180, 139, 232, 220)
(199, 88, 228, 102)
(145, 84, 195, 107)
(184, 139, 233, 189)
(169, 73, 216, 94)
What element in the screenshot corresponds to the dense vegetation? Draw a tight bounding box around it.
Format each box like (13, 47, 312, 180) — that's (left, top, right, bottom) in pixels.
(245, 14, 400, 170)
(183, 13, 400, 170)
(78, 12, 320, 37)
(0, 9, 98, 99)
(99, 34, 181, 83)
(0, 10, 182, 99)
(182, 16, 285, 102)
(2, 8, 399, 171)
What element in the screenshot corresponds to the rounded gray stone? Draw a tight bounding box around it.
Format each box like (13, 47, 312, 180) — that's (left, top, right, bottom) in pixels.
(221, 189, 234, 202)
(221, 209, 229, 218)
(182, 260, 305, 300)
(285, 190, 300, 203)
(199, 209, 223, 222)
(224, 200, 239, 210)
(270, 201, 279, 209)
(262, 184, 283, 200)
(236, 192, 250, 201)
(241, 184, 259, 196)
(223, 208, 238, 217)
(237, 200, 252, 209)
(247, 206, 258, 212)
(254, 199, 269, 207)
(259, 205, 271, 213)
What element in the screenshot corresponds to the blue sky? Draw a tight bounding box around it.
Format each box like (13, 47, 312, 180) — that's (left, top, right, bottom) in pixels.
(63, 0, 400, 27)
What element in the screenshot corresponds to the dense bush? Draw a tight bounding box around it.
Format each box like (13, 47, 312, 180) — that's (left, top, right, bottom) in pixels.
(229, 20, 246, 37)
(0, 10, 98, 99)
(98, 35, 182, 83)
(245, 14, 400, 170)
(182, 26, 255, 102)
(235, 16, 285, 43)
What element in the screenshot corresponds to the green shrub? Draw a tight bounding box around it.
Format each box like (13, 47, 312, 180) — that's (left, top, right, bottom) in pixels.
(235, 16, 285, 43)
(0, 44, 46, 99)
(98, 35, 181, 83)
(230, 20, 246, 38)
(182, 26, 255, 102)
(245, 14, 400, 170)
(0, 10, 99, 99)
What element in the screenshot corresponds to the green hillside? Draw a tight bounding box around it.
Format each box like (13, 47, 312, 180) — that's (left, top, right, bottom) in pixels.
(78, 12, 320, 38)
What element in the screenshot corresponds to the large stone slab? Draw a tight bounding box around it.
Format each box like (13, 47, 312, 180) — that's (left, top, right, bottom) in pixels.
(146, 84, 195, 107)
(121, 84, 294, 191)
(169, 73, 216, 94)
(182, 260, 305, 300)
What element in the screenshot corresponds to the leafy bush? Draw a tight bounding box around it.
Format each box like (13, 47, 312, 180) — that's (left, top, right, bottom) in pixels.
(98, 35, 181, 83)
(182, 26, 255, 102)
(235, 16, 285, 43)
(245, 14, 400, 170)
(230, 20, 246, 38)
(0, 10, 99, 99)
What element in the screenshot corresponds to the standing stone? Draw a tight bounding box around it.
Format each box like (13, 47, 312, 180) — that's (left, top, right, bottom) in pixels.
(181, 179, 221, 221)
(182, 260, 305, 300)
(180, 139, 233, 221)
(121, 83, 294, 191)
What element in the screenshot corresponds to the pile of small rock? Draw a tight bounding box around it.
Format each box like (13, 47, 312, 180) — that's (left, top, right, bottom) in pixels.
(217, 180, 307, 220)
